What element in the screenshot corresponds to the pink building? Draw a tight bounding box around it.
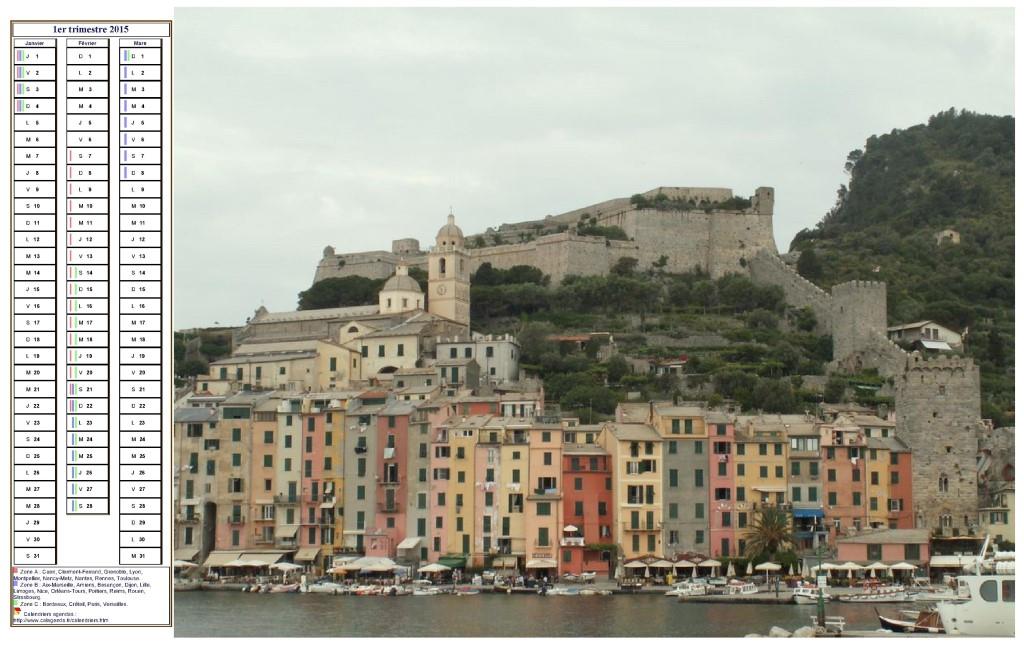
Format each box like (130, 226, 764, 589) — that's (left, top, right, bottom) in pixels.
(300, 410, 327, 551)
(371, 402, 415, 558)
(836, 528, 930, 565)
(707, 413, 736, 558)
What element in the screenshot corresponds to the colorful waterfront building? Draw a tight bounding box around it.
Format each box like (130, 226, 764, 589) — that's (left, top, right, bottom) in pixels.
(602, 422, 663, 558)
(821, 415, 869, 538)
(733, 415, 793, 556)
(272, 394, 303, 556)
(495, 417, 530, 572)
(785, 416, 825, 551)
(651, 403, 710, 557)
(706, 410, 737, 558)
(561, 430, 613, 576)
(370, 401, 416, 558)
(524, 423, 563, 576)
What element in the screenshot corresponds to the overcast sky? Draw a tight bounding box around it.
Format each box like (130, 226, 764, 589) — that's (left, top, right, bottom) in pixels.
(173, 7, 1014, 329)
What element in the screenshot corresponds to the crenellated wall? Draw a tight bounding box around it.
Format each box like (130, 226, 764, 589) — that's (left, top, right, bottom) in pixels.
(747, 249, 832, 334)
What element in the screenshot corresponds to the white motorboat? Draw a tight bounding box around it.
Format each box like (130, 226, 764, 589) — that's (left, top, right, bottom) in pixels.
(725, 581, 759, 596)
(792, 584, 830, 604)
(935, 539, 1014, 636)
(304, 580, 346, 594)
(670, 583, 709, 599)
(665, 582, 707, 597)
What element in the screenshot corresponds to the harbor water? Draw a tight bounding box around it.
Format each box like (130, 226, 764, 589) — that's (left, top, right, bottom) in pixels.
(175, 591, 889, 637)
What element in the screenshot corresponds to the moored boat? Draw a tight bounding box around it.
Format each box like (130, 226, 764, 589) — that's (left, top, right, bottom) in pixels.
(269, 583, 300, 593)
(876, 608, 945, 634)
(935, 540, 1014, 636)
(792, 584, 830, 604)
(837, 586, 913, 603)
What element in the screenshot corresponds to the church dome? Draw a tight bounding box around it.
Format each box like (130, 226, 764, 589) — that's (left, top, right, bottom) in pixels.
(436, 213, 464, 247)
(382, 271, 421, 293)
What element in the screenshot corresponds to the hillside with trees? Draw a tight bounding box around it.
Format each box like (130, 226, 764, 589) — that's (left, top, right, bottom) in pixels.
(790, 108, 1014, 424)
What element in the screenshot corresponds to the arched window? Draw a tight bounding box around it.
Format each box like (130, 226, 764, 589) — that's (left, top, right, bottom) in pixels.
(940, 513, 953, 529)
(939, 474, 949, 493)
(347, 326, 359, 333)
(439, 257, 447, 275)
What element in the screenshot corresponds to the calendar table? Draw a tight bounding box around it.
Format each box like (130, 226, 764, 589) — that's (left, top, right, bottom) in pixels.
(11, 20, 171, 626)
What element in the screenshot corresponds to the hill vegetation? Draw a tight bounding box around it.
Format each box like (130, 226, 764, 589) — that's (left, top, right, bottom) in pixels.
(790, 108, 1014, 424)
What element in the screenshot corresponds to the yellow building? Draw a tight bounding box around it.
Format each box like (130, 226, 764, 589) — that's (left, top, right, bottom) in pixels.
(495, 418, 530, 570)
(601, 422, 663, 557)
(733, 415, 790, 556)
(203, 339, 362, 394)
(979, 487, 1014, 544)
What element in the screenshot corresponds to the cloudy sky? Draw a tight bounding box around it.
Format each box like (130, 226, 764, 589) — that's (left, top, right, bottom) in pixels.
(173, 7, 1014, 328)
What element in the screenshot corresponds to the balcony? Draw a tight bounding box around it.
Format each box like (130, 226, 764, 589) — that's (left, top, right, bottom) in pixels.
(560, 536, 585, 547)
(253, 513, 275, 522)
(354, 446, 368, 454)
(226, 515, 246, 525)
(377, 502, 400, 513)
(623, 523, 660, 532)
(318, 517, 336, 526)
(274, 493, 299, 504)
(176, 513, 199, 523)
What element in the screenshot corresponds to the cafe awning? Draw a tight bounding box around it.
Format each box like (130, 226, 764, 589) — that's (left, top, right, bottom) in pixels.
(204, 551, 241, 567)
(239, 552, 283, 565)
(793, 508, 825, 518)
(276, 524, 299, 538)
(438, 555, 467, 569)
(526, 558, 557, 569)
(175, 548, 199, 561)
(493, 556, 519, 569)
(752, 486, 786, 493)
(397, 537, 422, 550)
(295, 547, 321, 562)
(929, 555, 973, 568)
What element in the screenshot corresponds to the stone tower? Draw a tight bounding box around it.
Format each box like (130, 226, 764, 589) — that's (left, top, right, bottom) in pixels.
(428, 213, 470, 327)
(831, 280, 888, 362)
(895, 353, 982, 536)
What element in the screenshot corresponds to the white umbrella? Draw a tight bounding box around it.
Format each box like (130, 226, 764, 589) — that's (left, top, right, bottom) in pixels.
(271, 562, 303, 572)
(789, 564, 796, 576)
(674, 559, 696, 569)
(173, 559, 197, 569)
(243, 559, 270, 568)
(563, 524, 579, 533)
(745, 561, 754, 576)
(650, 559, 674, 568)
(726, 562, 736, 577)
(623, 560, 647, 569)
(691, 565, 698, 579)
(418, 563, 450, 573)
(755, 561, 782, 581)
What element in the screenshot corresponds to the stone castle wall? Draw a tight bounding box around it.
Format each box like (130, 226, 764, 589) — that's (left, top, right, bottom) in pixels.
(830, 332, 909, 379)
(313, 186, 778, 286)
(895, 353, 982, 534)
(747, 249, 833, 335)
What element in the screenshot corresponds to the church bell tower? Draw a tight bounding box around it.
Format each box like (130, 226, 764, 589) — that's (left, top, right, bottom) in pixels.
(428, 213, 470, 328)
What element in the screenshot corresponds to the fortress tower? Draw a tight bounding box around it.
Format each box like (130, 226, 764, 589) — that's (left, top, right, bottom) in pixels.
(895, 353, 983, 536)
(428, 213, 470, 327)
(831, 280, 888, 362)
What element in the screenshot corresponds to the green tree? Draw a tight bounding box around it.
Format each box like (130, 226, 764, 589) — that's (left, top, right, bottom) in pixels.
(796, 248, 823, 282)
(611, 257, 639, 276)
(744, 506, 795, 558)
(297, 276, 384, 310)
(606, 355, 629, 383)
(517, 322, 556, 364)
(824, 376, 846, 403)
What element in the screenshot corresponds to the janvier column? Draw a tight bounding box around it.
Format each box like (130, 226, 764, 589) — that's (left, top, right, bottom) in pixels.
(12, 37, 58, 565)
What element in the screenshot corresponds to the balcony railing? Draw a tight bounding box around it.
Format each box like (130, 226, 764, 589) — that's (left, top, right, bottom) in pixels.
(377, 502, 400, 513)
(226, 515, 245, 525)
(623, 523, 659, 532)
(560, 536, 585, 547)
(274, 493, 299, 504)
